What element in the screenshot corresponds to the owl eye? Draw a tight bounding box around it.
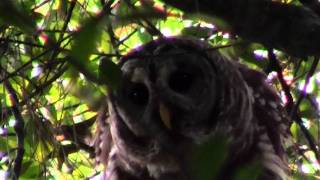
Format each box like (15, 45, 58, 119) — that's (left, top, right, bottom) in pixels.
(128, 83, 149, 106)
(169, 70, 194, 93)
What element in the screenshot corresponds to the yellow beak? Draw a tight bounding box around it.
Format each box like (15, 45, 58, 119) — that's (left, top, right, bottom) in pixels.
(159, 102, 172, 130)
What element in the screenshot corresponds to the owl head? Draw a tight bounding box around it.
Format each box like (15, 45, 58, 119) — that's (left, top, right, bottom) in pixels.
(106, 37, 255, 164)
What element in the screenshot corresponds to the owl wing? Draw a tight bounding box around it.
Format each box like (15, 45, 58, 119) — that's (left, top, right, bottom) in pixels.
(239, 64, 291, 180)
(94, 102, 112, 166)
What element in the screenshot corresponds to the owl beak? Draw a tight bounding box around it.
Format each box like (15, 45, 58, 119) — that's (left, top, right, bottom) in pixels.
(159, 103, 172, 130)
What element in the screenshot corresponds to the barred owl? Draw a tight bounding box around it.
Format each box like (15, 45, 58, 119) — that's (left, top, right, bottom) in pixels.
(95, 37, 291, 180)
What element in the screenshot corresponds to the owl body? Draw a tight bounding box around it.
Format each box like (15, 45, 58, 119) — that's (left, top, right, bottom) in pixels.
(95, 37, 290, 180)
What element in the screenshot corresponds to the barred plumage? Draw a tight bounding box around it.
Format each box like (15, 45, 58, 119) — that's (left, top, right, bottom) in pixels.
(95, 37, 291, 180)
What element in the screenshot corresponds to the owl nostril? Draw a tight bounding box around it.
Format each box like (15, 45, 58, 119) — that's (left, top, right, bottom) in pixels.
(169, 71, 194, 93)
(128, 83, 149, 106)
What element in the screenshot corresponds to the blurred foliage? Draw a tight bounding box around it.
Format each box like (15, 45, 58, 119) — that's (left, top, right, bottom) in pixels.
(0, 0, 319, 179)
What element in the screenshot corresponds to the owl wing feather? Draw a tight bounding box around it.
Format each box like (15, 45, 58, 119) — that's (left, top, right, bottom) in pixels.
(238, 64, 291, 180)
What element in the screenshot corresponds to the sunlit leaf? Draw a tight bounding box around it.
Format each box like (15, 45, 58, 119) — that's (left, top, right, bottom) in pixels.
(69, 15, 104, 84)
(20, 161, 41, 179)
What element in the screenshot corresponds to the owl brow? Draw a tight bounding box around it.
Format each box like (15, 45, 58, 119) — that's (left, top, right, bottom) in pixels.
(147, 62, 157, 83)
(120, 43, 235, 60)
(121, 50, 183, 60)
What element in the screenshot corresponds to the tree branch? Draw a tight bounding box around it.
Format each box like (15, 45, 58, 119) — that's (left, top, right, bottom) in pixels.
(161, 0, 320, 57)
(55, 116, 96, 146)
(2, 80, 25, 180)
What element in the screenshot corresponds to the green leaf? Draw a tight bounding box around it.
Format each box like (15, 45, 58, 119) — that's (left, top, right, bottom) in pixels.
(99, 57, 122, 90)
(71, 17, 103, 62)
(69, 16, 105, 83)
(69, 13, 122, 89)
(233, 163, 261, 180)
(0, 0, 36, 34)
(20, 161, 41, 179)
(190, 136, 228, 180)
(181, 26, 217, 39)
(300, 99, 318, 119)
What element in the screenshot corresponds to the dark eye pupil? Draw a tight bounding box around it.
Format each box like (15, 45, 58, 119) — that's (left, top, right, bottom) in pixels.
(169, 71, 194, 93)
(128, 83, 149, 105)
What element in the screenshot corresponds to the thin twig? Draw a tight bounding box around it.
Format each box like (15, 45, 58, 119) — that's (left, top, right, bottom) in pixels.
(0, 37, 121, 58)
(31, 0, 50, 11)
(292, 57, 320, 162)
(123, 0, 163, 36)
(0, 33, 72, 83)
(268, 49, 320, 163)
(292, 57, 319, 116)
(268, 49, 294, 110)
